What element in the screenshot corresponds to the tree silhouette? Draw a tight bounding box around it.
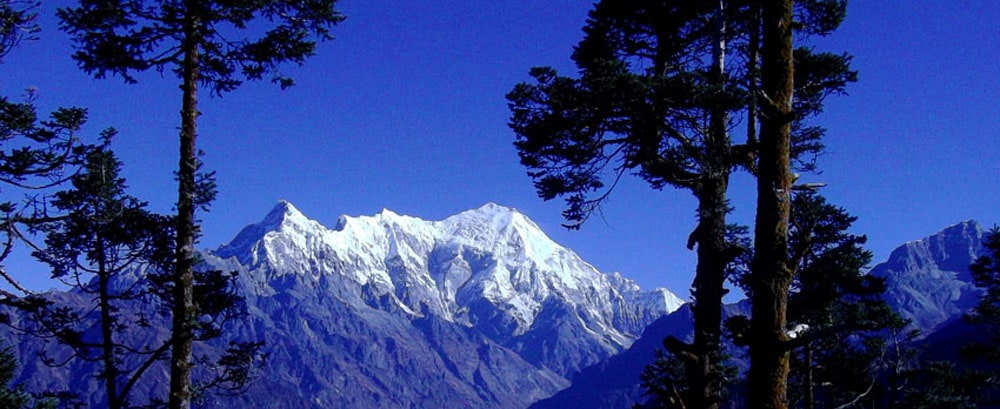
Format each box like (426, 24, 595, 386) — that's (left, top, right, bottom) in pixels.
(58, 2, 344, 407)
(509, 2, 854, 407)
(747, 1, 854, 407)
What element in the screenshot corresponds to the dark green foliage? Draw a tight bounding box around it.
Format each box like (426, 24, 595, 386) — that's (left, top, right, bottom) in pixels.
(15, 144, 174, 408)
(510, 3, 745, 407)
(897, 361, 991, 409)
(640, 347, 739, 409)
(0, 95, 95, 296)
(639, 350, 690, 409)
(57, 0, 345, 94)
(511, 2, 856, 408)
(0, 97, 90, 191)
(786, 194, 890, 329)
(35, 139, 172, 283)
(508, 0, 741, 227)
(508, 2, 857, 226)
(967, 227, 1000, 361)
(58, 2, 342, 406)
(0, 341, 54, 409)
(785, 195, 900, 409)
(8, 144, 260, 407)
(726, 194, 901, 408)
(793, 0, 847, 36)
(0, 0, 39, 62)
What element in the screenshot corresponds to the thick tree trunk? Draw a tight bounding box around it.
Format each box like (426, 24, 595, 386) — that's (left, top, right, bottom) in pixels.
(689, 177, 729, 409)
(169, 3, 200, 409)
(805, 342, 814, 409)
(748, 0, 795, 408)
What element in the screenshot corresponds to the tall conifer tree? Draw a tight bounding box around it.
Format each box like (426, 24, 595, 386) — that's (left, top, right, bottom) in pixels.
(19, 142, 173, 408)
(509, 1, 853, 407)
(748, 1, 854, 408)
(509, 3, 750, 407)
(57, 2, 344, 407)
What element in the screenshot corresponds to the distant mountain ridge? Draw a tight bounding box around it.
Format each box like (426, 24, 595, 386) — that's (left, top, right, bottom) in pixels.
(871, 220, 985, 334)
(209, 201, 684, 406)
(9, 201, 684, 408)
(536, 220, 989, 408)
(13, 204, 981, 408)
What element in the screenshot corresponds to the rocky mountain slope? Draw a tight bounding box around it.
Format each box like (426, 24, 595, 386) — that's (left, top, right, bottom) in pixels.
(538, 220, 988, 408)
(870, 220, 985, 334)
(9, 201, 684, 408)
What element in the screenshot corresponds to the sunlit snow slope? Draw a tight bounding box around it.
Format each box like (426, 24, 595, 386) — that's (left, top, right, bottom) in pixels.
(209, 201, 683, 377)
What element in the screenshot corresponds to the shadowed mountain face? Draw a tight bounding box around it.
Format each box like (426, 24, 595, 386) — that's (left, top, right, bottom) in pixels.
(534, 221, 988, 409)
(9, 202, 683, 408)
(870, 220, 985, 334)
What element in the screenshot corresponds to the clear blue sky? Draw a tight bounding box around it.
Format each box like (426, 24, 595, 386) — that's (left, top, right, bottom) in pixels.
(2, 1, 998, 298)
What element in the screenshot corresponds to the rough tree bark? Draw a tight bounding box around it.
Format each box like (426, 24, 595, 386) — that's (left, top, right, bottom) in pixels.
(747, 0, 795, 408)
(168, 2, 201, 408)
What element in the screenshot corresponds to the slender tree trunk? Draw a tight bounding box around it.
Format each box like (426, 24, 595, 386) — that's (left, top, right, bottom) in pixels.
(748, 0, 795, 408)
(97, 235, 120, 409)
(687, 3, 731, 407)
(746, 1, 760, 146)
(169, 2, 201, 408)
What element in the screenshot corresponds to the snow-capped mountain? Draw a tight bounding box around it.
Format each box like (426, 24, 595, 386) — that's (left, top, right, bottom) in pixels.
(7, 201, 684, 408)
(207, 201, 682, 377)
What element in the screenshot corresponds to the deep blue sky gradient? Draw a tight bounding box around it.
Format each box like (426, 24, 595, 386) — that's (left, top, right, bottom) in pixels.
(2, 1, 998, 298)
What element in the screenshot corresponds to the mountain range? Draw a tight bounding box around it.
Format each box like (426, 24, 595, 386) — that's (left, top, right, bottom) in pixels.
(4, 203, 988, 408)
(9, 202, 683, 408)
(537, 220, 989, 408)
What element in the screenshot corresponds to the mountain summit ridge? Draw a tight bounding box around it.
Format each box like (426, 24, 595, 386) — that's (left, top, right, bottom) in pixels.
(206, 201, 683, 377)
(872, 219, 985, 333)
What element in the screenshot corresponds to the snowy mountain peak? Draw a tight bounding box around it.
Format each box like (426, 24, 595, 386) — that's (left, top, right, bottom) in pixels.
(445, 202, 520, 230)
(441, 203, 556, 255)
(205, 201, 683, 375)
(261, 200, 311, 228)
(213, 200, 322, 262)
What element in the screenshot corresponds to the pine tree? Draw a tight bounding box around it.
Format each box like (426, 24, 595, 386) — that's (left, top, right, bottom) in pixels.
(747, 1, 854, 408)
(57, 2, 344, 407)
(509, 3, 754, 406)
(509, 2, 853, 407)
(0, 0, 96, 298)
(14, 142, 172, 408)
(0, 341, 54, 409)
(9, 143, 260, 406)
(782, 193, 900, 409)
